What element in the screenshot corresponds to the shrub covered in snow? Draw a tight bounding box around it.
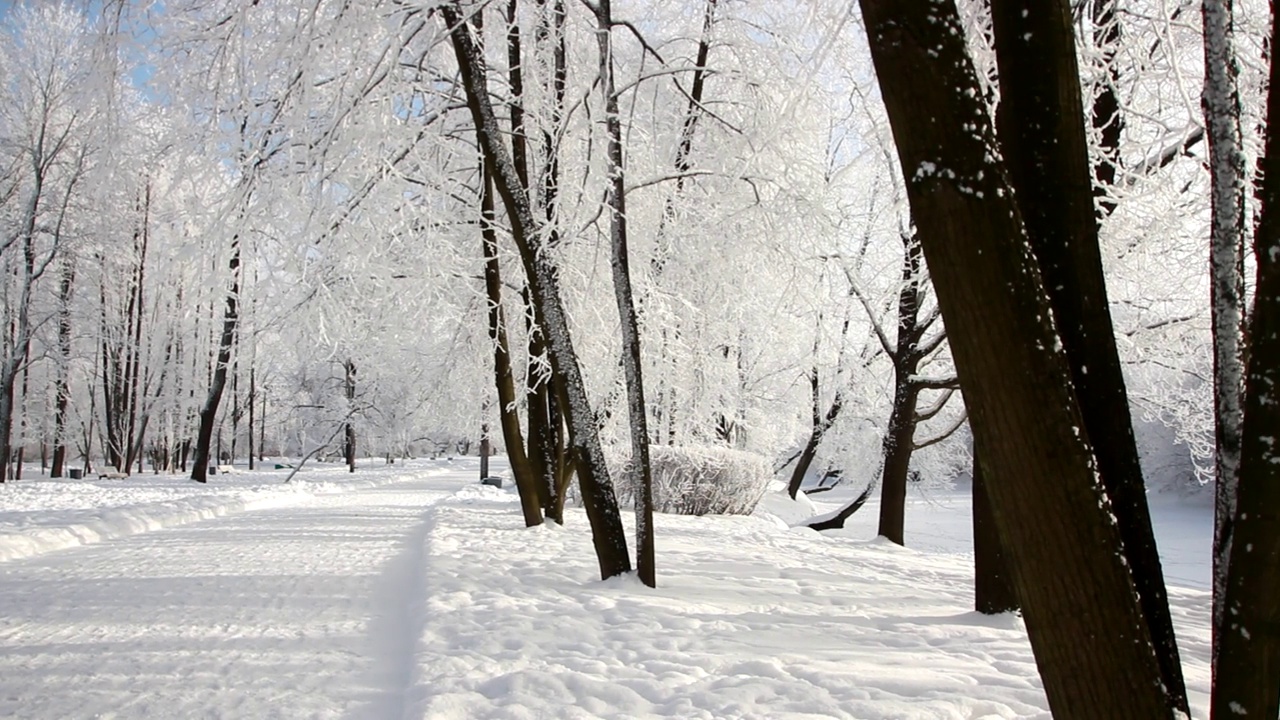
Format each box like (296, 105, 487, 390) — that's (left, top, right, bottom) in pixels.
(613, 445, 772, 516)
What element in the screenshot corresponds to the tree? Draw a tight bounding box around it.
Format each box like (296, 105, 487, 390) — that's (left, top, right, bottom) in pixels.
(1210, 7, 1280, 717)
(856, 0, 1173, 716)
(441, 3, 632, 580)
(971, 442, 1017, 614)
(1201, 0, 1249, 667)
(0, 4, 99, 482)
(847, 233, 961, 546)
(592, 0, 656, 587)
(989, 0, 1185, 708)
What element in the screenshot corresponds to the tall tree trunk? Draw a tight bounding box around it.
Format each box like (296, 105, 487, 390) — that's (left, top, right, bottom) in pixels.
(1212, 12, 1280, 714)
(343, 359, 355, 472)
(481, 169, 542, 526)
(51, 256, 74, 478)
(594, 0, 655, 587)
(123, 186, 148, 474)
(1202, 0, 1249, 672)
(876, 377, 919, 545)
(990, 1, 1186, 711)
(247, 367, 255, 470)
(529, 0, 569, 521)
(191, 240, 241, 484)
(259, 383, 266, 462)
(877, 235, 923, 545)
(444, 4, 630, 579)
(856, 1, 1172, 717)
(972, 442, 1018, 614)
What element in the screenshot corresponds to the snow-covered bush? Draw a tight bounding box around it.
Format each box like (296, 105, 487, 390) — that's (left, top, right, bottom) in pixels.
(613, 445, 772, 516)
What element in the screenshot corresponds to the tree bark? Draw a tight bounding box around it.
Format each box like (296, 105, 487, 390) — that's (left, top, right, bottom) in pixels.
(343, 359, 356, 473)
(481, 163, 542, 527)
(877, 235, 924, 545)
(191, 240, 240, 484)
(856, 2, 1172, 717)
(51, 255, 74, 478)
(972, 443, 1018, 614)
(1202, 0, 1249, 671)
(989, 1, 1186, 711)
(1211, 10, 1280, 716)
(594, 0, 656, 587)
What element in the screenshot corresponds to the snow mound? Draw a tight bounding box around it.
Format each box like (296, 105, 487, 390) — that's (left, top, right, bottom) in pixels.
(752, 481, 820, 527)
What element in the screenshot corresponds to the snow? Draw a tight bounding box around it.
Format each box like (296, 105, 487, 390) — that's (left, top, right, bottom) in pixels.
(0, 459, 1213, 718)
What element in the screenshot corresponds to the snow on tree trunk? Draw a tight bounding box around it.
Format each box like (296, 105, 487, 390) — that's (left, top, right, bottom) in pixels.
(595, 0, 655, 587)
(856, 1, 1172, 716)
(990, 0, 1186, 711)
(1210, 9, 1280, 717)
(444, 5, 631, 580)
(191, 241, 240, 484)
(1201, 0, 1249, 667)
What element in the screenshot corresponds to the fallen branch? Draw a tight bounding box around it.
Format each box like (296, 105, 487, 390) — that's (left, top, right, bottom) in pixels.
(804, 483, 874, 531)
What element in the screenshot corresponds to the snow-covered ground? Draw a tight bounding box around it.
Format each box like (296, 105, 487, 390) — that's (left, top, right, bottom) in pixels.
(0, 459, 1213, 719)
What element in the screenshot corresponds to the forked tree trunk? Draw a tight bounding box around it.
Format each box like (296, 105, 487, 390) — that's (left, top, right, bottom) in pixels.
(876, 236, 924, 545)
(1211, 10, 1280, 716)
(856, 1, 1172, 717)
(990, 1, 1186, 711)
(445, 4, 630, 579)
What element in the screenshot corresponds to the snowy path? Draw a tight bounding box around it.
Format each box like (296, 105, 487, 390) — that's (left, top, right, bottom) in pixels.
(0, 468, 464, 720)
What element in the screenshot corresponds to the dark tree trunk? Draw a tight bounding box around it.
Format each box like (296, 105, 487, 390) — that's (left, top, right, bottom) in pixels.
(494, 0, 547, 525)
(444, 3, 630, 579)
(481, 165, 542, 527)
(1202, 0, 1249, 671)
(191, 241, 240, 484)
(1211, 10, 1280, 716)
(247, 367, 255, 471)
(877, 235, 924, 545)
(786, 355, 842, 499)
(530, 0, 569, 522)
(875, 377, 919, 545)
(973, 443, 1018, 614)
(594, 0, 655, 587)
(856, 1, 1172, 717)
(51, 255, 74, 478)
(989, 1, 1186, 712)
(259, 384, 266, 461)
(343, 359, 356, 473)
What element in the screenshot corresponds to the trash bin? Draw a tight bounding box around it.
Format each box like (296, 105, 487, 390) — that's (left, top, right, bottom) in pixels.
(208, 465, 218, 476)
(68, 468, 83, 480)
(481, 476, 503, 489)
